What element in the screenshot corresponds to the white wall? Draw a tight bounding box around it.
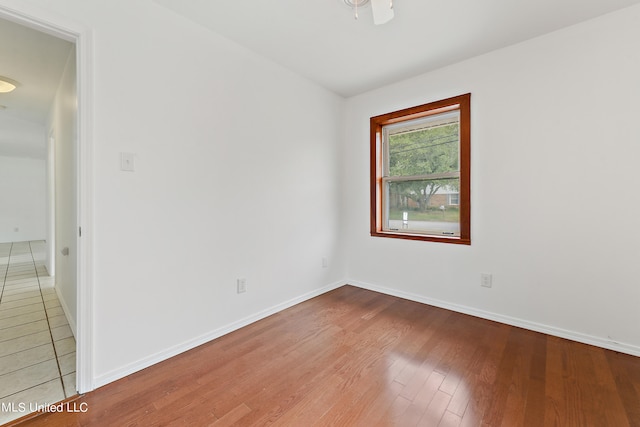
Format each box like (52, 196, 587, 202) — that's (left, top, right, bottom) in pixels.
(0, 115, 47, 159)
(4, 0, 639, 392)
(1, 0, 346, 386)
(47, 47, 78, 334)
(0, 155, 47, 243)
(344, 5, 640, 355)
(0, 114, 47, 244)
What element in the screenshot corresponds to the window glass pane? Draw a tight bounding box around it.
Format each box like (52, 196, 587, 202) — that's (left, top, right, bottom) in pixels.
(386, 111, 460, 177)
(384, 178, 460, 236)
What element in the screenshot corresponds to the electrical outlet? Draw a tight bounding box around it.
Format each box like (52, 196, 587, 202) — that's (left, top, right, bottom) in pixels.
(322, 257, 328, 268)
(237, 278, 247, 294)
(481, 273, 492, 288)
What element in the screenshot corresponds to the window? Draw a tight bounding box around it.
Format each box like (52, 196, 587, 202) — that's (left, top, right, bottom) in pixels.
(370, 93, 470, 244)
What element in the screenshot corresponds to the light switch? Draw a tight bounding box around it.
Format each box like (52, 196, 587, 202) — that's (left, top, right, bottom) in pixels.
(120, 152, 135, 171)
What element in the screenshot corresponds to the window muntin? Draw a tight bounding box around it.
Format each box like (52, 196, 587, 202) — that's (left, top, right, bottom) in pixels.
(370, 94, 470, 244)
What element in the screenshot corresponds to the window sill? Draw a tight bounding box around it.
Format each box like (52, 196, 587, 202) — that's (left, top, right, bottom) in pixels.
(370, 230, 471, 245)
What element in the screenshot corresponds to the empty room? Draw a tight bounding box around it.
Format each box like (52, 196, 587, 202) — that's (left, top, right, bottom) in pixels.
(1, 0, 639, 425)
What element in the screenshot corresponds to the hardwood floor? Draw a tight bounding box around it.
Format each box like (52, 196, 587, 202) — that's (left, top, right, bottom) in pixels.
(9, 285, 640, 426)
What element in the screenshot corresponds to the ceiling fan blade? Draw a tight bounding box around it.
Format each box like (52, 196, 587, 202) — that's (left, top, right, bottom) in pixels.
(371, 0, 394, 25)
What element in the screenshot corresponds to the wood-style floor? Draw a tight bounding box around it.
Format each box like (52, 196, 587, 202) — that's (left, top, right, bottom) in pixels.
(10, 285, 640, 426)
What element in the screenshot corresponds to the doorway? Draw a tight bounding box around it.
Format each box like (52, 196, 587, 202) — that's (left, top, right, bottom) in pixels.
(0, 2, 93, 418)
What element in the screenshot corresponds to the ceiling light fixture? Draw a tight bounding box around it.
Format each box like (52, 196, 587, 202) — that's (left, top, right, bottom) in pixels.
(0, 76, 19, 93)
(344, 0, 368, 20)
(344, 0, 394, 25)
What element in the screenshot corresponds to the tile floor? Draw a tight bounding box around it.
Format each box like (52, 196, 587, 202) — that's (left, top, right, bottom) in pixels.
(0, 241, 76, 425)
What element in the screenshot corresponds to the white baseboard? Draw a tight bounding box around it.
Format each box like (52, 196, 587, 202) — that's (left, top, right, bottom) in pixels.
(93, 278, 639, 389)
(348, 280, 640, 358)
(55, 285, 77, 339)
(93, 280, 345, 389)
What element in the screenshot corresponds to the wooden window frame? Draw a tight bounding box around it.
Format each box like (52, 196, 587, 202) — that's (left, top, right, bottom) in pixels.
(370, 93, 471, 245)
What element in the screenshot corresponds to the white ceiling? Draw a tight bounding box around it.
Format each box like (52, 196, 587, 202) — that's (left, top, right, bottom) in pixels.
(0, 16, 73, 158)
(155, 0, 640, 97)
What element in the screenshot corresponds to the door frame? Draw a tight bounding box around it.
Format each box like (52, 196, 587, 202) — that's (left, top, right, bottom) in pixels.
(47, 130, 55, 277)
(0, 1, 94, 393)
